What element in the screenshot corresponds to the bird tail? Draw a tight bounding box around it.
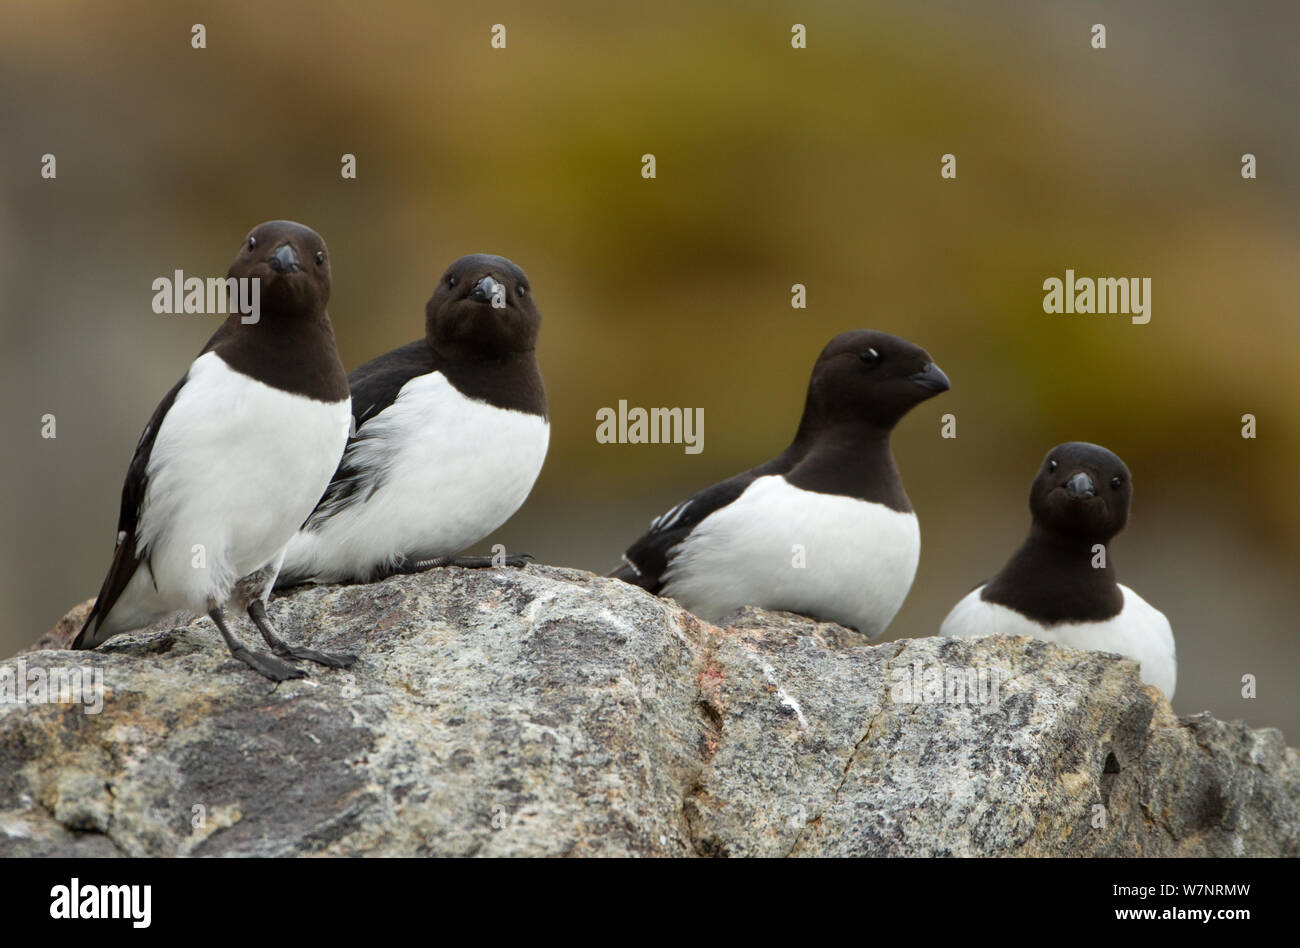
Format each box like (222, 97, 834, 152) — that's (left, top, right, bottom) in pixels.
(72, 603, 110, 650)
(72, 540, 148, 650)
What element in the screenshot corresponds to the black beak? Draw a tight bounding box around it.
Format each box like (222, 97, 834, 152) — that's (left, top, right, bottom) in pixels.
(1066, 471, 1096, 498)
(268, 243, 301, 274)
(470, 275, 504, 305)
(908, 362, 951, 393)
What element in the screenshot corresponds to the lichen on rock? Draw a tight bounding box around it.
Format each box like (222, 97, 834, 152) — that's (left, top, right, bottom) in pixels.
(1, 565, 1295, 856)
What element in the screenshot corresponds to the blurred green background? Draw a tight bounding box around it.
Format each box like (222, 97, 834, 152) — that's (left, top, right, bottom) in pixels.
(2, 1, 1296, 736)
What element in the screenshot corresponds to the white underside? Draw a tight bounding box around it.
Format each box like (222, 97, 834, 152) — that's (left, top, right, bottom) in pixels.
(940, 583, 1177, 698)
(280, 370, 549, 583)
(101, 351, 351, 635)
(661, 474, 921, 638)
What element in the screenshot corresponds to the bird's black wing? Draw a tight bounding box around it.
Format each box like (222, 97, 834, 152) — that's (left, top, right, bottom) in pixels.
(302, 340, 435, 528)
(611, 458, 789, 593)
(74, 374, 186, 648)
(347, 340, 437, 428)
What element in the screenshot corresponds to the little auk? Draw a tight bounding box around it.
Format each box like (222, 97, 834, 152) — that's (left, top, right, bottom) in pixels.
(611, 329, 950, 638)
(277, 254, 548, 585)
(74, 221, 354, 681)
(940, 442, 1176, 697)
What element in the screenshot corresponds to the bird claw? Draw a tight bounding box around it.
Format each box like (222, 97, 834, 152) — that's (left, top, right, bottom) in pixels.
(271, 644, 357, 669)
(230, 646, 307, 682)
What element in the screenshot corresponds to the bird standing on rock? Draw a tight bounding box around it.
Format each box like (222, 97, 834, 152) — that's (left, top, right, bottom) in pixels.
(74, 221, 355, 680)
(277, 253, 548, 587)
(611, 329, 950, 638)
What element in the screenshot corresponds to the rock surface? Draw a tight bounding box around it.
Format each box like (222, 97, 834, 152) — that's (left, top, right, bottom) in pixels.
(2, 565, 1296, 857)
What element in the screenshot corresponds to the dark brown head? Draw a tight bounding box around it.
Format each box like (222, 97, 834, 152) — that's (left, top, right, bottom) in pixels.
(424, 254, 540, 358)
(1029, 442, 1132, 543)
(227, 220, 331, 320)
(799, 329, 950, 434)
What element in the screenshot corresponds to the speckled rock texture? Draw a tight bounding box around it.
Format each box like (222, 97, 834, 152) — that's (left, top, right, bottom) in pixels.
(3, 565, 1296, 856)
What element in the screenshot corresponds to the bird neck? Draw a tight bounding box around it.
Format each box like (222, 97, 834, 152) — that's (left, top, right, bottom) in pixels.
(427, 343, 547, 417)
(206, 309, 348, 402)
(983, 524, 1123, 623)
(780, 419, 910, 511)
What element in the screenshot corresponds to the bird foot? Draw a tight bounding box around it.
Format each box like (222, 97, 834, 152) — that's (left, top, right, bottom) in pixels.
(396, 552, 534, 572)
(270, 643, 357, 669)
(228, 646, 307, 682)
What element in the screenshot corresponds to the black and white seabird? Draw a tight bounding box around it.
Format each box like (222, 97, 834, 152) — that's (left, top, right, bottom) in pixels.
(940, 442, 1176, 697)
(610, 330, 950, 638)
(73, 221, 355, 681)
(276, 254, 548, 585)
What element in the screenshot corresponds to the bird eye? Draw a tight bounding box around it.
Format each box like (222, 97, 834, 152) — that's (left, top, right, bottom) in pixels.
(517, 284, 528, 297)
(1110, 475, 1123, 489)
(448, 276, 457, 288)
(859, 348, 880, 364)
(315, 251, 325, 265)
(1048, 460, 1058, 472)
(248, 236, 257, 250)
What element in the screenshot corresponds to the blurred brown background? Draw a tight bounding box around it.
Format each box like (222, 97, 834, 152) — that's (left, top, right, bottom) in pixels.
(1, 1, 1296, 737)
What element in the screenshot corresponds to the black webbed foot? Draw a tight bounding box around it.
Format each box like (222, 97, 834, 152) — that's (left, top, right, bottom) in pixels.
(494, 553, 535, 568)
(392, 552, 535, 573)
(208, 607, 307, 682)
(228, 644, 308, 681)
(247, 600, 357, 670)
